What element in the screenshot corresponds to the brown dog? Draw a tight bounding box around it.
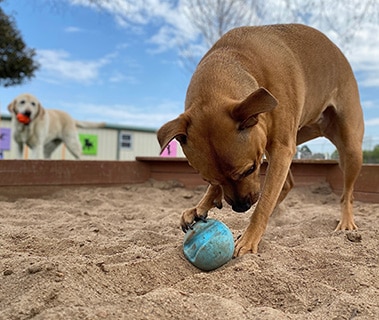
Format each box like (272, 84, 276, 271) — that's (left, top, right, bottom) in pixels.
(157, 24, 364, 257)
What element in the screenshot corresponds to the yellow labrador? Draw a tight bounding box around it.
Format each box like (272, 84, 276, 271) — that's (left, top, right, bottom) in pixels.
(8, 93, 104, 159)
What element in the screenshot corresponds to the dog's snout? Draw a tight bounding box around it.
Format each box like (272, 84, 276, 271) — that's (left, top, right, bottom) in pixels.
(230, 192, 260, 213)
(232, 201, 252, 213)
(24, 110, 31, 117)
(231, 195, 253, 212)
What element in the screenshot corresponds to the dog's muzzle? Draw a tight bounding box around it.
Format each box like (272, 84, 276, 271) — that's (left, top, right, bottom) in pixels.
(232, 201, 252, 213)
(230, 192, 260, 213)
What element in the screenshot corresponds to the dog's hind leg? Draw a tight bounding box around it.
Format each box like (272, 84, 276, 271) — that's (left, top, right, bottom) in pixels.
(63, 134, 82, 159)
(16, 142, 24, 159)
(331, 136, 363, 231)
(322, 104, 364, 231)
(44, 139, 62, 159)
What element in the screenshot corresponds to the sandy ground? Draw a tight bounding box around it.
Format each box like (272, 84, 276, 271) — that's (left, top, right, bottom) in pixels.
(0, 180, 378, 320)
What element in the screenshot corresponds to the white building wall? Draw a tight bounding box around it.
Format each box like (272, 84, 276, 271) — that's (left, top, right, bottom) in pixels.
(0, 115, 185, 160)
(119, 130, 161, 160)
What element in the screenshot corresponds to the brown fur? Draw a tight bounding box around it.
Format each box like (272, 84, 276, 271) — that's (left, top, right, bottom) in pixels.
(157, 24, 364, 256)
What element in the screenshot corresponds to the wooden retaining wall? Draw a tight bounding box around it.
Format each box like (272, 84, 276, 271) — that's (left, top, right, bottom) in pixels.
(0, 160, 149, 199)
(0, 158, 378, 202)
(141, 158, 378, 203)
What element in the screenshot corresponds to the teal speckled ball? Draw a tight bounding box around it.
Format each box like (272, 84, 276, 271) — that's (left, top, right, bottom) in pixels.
(183, 219, 234, 271)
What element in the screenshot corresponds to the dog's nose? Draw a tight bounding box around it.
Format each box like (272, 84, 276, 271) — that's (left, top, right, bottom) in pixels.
(232, 198, 252, 213)
(24, 111, 31, 117)
(230, 192, 260, 213)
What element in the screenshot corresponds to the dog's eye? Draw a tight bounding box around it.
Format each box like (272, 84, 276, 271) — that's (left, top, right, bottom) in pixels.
(244, 164, 256, 177)
(31, 102, 36, 106)
(20, 100, 25, 104)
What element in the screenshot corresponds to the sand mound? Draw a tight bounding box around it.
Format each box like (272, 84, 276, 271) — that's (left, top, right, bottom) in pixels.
(1, 181, 378, 319)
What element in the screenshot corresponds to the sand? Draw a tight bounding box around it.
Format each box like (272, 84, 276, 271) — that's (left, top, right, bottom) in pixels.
(1, 180, 378, 319)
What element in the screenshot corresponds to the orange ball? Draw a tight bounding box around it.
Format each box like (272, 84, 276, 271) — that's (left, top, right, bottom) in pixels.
(16, 113, 30, 124)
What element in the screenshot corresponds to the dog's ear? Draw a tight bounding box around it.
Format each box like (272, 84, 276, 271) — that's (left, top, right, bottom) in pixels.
(37, 103, 45, 117)
(232, 87, 278, 130)
(157, 115, 189, 154)
(7, 100, 17, 114)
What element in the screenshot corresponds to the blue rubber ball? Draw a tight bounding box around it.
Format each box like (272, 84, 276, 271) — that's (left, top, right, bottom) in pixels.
(183, 219, 234, 271)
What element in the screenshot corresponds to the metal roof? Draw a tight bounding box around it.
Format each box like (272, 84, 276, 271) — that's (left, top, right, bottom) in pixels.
(0, 114, 157, 133)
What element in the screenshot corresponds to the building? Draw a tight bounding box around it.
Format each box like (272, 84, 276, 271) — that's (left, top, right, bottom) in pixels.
(0, 114, 185, 160)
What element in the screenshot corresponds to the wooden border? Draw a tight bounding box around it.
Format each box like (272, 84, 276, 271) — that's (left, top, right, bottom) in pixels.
(0, 160, 149, 186)
(0, 160, 149, 198)
(140, 157, 339, 187)
(0, 158, 378, 202)
(326, 164, 379, 203)
(138, 158, 379, 203)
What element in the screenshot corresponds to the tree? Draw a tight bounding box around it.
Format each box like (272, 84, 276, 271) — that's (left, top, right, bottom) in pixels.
(331, 150, 339, 160)
(181, 0, 379, 70)
(183, 0, 260, 48)
(363, 145, 379, 163)
(298, 145, 312, 159)
(0, 2, 39, 87)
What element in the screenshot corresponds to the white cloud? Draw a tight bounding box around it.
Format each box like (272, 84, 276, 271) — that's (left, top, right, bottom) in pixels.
(342, 23, 379, 88)
(57, 99, 181, 128)
(362, 100, 379, 110)
(64, 26, 83, 33)
(360, 77, 379, 88)
(67, 0, 379, 88)
(108, 71, 139, 84)
(68, 0, 170, 25)
(37, 49, 113, 83)
(366, 118, 379, 126)
(67, 0, 197, 52)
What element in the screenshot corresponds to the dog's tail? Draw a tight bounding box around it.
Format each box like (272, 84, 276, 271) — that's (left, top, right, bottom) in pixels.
(75, 121, 106, 129)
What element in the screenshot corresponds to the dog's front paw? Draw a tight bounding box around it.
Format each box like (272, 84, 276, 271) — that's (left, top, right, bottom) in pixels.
(180, 208, 208, 232)
(234, 233, 259, 257)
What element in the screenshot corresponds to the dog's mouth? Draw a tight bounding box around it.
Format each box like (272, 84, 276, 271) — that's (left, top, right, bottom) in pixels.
(16, 112, 31, 125)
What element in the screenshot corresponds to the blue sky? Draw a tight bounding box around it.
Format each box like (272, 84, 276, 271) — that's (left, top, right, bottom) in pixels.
(1, 0, 379, 153)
